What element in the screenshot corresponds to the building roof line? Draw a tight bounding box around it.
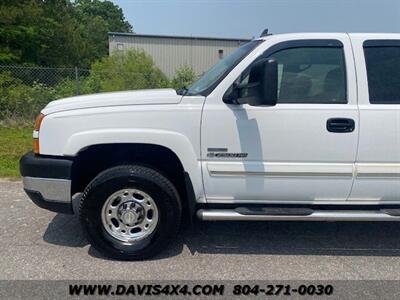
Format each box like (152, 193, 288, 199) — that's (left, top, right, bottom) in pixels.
(108, 32, 252, 42)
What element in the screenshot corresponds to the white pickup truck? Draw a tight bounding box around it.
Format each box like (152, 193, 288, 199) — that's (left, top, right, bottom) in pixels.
(20, 33, 400, 260)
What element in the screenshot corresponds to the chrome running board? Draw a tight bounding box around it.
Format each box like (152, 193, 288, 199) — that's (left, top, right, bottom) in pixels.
(197, 209, 400, 222)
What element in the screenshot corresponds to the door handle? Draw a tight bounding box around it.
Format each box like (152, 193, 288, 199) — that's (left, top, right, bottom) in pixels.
(327, 118, 355, 133)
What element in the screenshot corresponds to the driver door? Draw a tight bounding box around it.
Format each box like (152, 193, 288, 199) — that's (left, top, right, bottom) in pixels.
(201, 36, 359, 204)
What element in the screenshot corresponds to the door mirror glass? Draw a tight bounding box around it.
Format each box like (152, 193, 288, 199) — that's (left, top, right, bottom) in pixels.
(223, 58, 278, 106)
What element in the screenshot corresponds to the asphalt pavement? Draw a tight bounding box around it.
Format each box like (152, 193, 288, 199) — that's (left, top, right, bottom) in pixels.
(2, 179, 400, 280)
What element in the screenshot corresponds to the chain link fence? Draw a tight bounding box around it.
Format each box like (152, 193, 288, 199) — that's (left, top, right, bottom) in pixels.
(0, 65, 90, 124)
(0, 65, 90, 92)
(0, 64, 196, 125)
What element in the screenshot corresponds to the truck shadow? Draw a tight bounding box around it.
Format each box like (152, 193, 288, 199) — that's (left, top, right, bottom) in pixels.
(185, 221, 400, 257)
(43, 213, 400, 260)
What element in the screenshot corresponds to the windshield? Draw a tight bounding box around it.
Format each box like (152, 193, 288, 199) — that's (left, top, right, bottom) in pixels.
(186, 40, 262, 96)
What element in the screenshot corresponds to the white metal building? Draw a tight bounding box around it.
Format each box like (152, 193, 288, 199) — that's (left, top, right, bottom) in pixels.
(108, 32, 251, 78)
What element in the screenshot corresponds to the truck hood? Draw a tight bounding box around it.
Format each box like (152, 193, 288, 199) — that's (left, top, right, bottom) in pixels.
(42, 88, 182, 114)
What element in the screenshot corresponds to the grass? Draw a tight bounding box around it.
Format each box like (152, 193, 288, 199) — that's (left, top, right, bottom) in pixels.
(0, 127, 32, 178)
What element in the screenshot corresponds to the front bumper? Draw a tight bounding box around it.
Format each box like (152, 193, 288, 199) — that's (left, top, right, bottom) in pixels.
(20, 151, 74, 214)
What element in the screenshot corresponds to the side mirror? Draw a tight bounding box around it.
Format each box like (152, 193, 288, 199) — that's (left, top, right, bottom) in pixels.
(247, 58, 278, 106)
(261, 58, 278, 106)
(223, 58, 278, 106)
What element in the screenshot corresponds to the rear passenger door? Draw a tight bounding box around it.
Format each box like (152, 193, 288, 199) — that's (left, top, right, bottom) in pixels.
(350, 35, 400, 203)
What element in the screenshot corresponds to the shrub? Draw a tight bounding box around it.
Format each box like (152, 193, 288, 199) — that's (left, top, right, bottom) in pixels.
(53, 79, 79, 99)
(83, 49, 169, 93)
(171, 65, 196, 90)
(0, 72, 55, 123)
(28, 82, 56, 117)
(0, 49, 194, 124)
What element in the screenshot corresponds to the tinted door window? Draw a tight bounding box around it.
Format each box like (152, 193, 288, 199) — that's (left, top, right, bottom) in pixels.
(272, 47, 347, 103)
(364, 43, 400, 104)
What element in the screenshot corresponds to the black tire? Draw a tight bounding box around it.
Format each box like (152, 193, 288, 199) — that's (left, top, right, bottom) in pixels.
(79, 165, 181, 260)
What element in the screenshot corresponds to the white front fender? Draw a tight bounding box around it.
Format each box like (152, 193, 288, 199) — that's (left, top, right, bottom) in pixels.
(64, 128, 204, 202)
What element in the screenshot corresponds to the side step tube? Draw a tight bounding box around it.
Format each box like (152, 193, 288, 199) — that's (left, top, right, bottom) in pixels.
(197, 209, 400, 222)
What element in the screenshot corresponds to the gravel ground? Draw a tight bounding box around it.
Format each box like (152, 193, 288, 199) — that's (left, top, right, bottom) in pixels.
(2, 179, 400, 280)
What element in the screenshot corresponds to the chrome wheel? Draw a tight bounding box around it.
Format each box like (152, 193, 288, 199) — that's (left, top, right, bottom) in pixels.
(101, 189, 159, 242)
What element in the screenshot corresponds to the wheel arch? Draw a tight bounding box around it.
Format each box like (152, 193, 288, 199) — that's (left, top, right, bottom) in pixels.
(68, 130, 203, 221)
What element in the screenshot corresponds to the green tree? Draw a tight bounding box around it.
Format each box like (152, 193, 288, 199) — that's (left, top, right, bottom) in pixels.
(83, 49, 169, 93)
(39, 0, 79, 66)
(74, 0, 132, 32)
(0, 0, 133, 67)
(71, 0, 133, 67)
(171, 65, 196, 90)
(0, 0, 47, 65)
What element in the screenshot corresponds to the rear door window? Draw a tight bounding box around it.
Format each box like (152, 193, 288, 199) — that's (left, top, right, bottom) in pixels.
(364, 40, 400, 104)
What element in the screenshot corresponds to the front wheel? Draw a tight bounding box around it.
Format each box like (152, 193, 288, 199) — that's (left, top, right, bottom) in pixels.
(79, 165, 181, 260)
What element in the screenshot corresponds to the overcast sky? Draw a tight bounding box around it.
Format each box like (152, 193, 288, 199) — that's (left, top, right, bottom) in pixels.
(111, 0, 400, 39)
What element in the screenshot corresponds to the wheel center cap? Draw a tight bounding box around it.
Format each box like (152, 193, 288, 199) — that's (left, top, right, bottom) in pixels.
(122, 211, 137, 225)
(117, 200, 144, 226)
